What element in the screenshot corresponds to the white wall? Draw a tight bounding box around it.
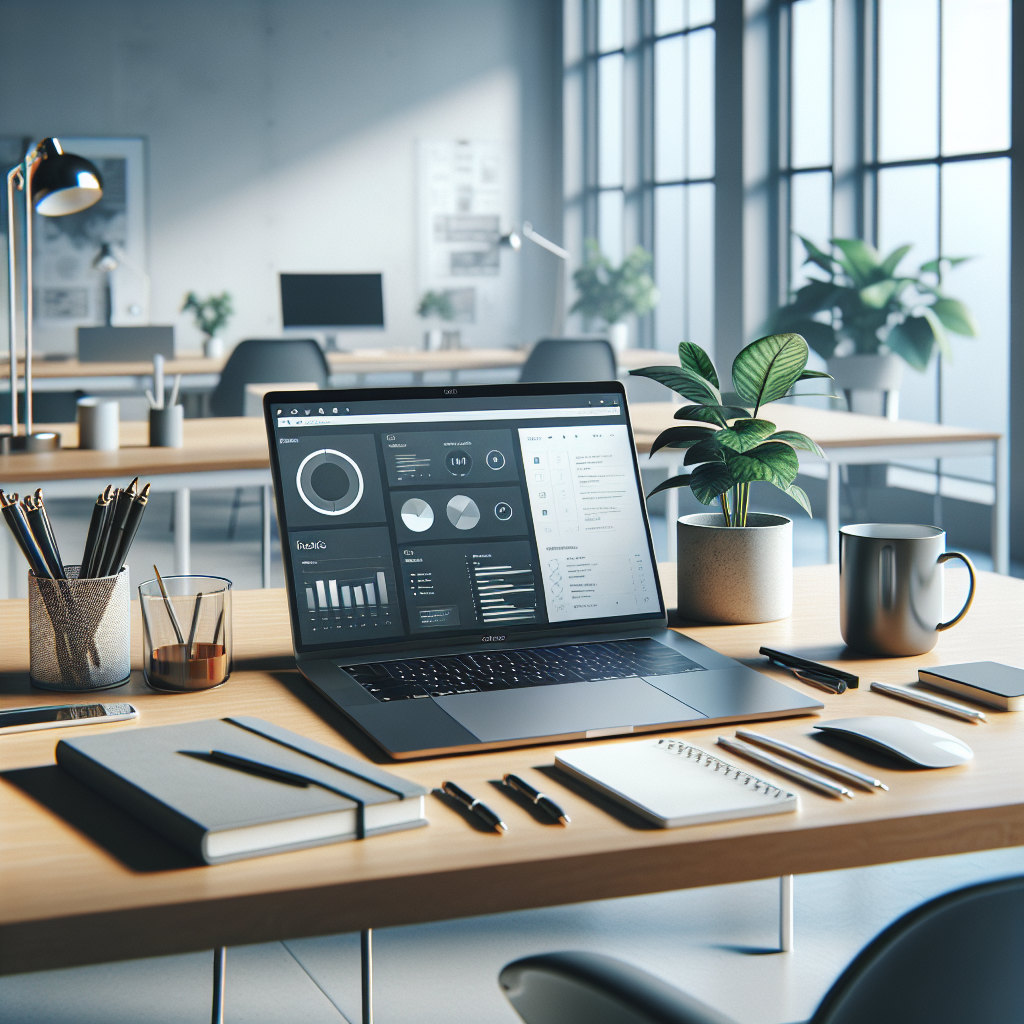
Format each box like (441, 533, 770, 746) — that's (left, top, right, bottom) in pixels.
(0, 0, 563, 354)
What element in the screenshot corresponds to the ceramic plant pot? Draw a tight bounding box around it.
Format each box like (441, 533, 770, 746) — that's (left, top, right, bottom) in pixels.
(203, 335, 225, 359)
(607, 322, 629, 354)
(676, 512, 793, 624)
(827, 353, 904, 418)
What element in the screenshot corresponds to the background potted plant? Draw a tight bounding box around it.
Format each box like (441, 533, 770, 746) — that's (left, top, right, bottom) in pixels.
(417, 290, 456, 351)
(570, 240, 659, 354)
(630, 333, 830, 624)
(768, 237, 977, 416)
(182, 291, 234, 358)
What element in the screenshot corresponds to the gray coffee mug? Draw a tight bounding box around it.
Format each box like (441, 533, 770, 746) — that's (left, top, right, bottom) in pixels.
(839, 524, 976, 656)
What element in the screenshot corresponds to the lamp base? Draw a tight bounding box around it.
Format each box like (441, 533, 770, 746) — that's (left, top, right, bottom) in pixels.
(1, 431, 62, 455)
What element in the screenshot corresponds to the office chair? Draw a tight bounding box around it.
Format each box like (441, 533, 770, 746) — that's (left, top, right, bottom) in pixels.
(499, 875, 1024, 1024)
(519, 339, 617, 383)
(209, 338, 329, 538)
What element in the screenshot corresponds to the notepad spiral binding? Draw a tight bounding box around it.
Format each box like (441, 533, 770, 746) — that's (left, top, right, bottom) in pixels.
(655, 738, 790, 799)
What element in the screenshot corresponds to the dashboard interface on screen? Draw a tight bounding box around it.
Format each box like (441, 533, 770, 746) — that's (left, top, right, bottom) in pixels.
(268, 389, 662, 653)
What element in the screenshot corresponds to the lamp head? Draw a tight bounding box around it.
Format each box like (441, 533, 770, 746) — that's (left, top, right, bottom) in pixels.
(93, 242, 119, 272)
(499, 229, 522, 252)
(30, 138, 104, 216)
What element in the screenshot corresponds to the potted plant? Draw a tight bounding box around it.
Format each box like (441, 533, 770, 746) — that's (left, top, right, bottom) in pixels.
(630, 333, 830, 624)
(417, 290, 456, 351)
(570, 241, 659, 354)
(768, 237, 977, 414)
(182, 291, 234, 358)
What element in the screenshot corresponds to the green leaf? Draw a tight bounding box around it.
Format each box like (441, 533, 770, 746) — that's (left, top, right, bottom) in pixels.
(931, 297, 978, 337)
(731, 333, 810, 410)
(885, 316, 937, 371)
(782, 482, 812, 517)
(919, 255, 971, 274)
(920, 306, 952, 361)
(778, 318, 839, 359)
(797, 369, 832, 380)
(628, 365, 721, 404)
(832, 238, 881, 287)
(684, 437, 727, 466)
(879, 244, 912, 278)
(678, 342, 720, 389)
(769, 430, 826, 459)
(673, 404, 750, 426)
(724, 442, 800, 488)
(648, 425, 718, 455)
(689, 460, 737, 505)
(715, 418, 777, 452)
(798, 235, 837, 275)
(645, 474, 693, 499)
(859, 280, 901, 308)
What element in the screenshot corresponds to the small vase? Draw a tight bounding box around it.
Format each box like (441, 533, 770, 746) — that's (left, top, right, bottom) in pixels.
(676, 512, 793, 624)
(203, 335, 225, 359)
(607, 322, 629, 354)
(424, 328, 443, 352)
(827, 353, 904, 419)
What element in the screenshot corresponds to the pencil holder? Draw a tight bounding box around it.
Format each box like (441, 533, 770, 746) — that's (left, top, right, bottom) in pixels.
(139, 575, 232, 692)
(149, 404, 184, 447)
(29, 566, 131, 691)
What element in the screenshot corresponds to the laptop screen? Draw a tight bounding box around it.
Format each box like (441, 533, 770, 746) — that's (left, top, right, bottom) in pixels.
(265, 383, 665, 656)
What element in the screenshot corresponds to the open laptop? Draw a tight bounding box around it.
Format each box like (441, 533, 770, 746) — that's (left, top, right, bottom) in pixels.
(264, 382, 822, 760)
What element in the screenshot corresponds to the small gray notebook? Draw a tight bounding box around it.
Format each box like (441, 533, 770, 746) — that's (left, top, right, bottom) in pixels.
(57, 716, 427, 863)
(556, 737, 799, 828)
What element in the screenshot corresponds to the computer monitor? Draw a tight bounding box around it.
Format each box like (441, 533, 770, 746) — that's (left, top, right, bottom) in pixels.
(280, 273, 384, 351)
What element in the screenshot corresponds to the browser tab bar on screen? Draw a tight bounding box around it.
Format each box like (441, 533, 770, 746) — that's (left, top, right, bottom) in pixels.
(276, 407, 621, 428)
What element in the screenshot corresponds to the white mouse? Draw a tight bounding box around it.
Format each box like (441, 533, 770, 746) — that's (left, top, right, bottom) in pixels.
(813, 716, 974, 768)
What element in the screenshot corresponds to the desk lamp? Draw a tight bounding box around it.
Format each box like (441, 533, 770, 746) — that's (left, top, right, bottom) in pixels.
(4, 138, 104, 454)
(92, 242, 151, 325)
(500, 222, 570, 336)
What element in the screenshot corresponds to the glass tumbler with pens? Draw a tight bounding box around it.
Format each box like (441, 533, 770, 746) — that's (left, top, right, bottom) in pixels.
(139, 569, 232, 691)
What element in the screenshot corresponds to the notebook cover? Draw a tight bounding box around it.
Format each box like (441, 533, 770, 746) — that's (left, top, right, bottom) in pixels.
(918, 662, 1024, 710)
(56, 717, 427, 863)
(555, 738, 798, 828)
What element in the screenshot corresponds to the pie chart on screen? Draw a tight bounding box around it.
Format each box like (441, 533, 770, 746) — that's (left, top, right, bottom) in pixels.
(401, 498, 434, 532)
(447, 494, 480, 530)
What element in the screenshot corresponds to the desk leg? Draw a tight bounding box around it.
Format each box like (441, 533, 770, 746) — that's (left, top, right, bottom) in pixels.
(827, 462, 840, 564)
(174, 488, 191, 575)
(262, 484, 272, 588)
(779, 875, 794, 952)
(361, 928, 373, 1024)
(211, 947, 226, 1024)
(665, 459, 679, 563)
(993, 435, 1009, 574)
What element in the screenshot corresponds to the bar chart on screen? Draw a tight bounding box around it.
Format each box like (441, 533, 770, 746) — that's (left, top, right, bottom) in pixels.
(301, 561, 401, 637)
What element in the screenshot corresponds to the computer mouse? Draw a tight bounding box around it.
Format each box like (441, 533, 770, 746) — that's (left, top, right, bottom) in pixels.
(813, 716, 974, 768)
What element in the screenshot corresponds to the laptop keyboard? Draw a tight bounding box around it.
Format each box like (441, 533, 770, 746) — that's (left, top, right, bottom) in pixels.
(344, 639, 703, 701)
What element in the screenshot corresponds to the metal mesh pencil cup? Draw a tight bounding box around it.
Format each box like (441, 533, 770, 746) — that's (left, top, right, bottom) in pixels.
(139, 575, 232, 692)
(28, 565, 131, 691)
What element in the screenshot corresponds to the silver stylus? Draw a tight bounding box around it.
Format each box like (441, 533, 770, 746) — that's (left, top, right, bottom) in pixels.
(735, 729, 889, 792)
(869, 681, 987, 723)
(717, 736, 854, 800)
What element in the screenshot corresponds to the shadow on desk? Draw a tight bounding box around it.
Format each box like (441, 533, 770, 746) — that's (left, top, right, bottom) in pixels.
(2, 765, 195, 872)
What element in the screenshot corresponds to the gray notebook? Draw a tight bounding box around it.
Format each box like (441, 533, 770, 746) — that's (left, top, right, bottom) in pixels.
(555, 737, 799, 828)
(56, 716, 427, 863)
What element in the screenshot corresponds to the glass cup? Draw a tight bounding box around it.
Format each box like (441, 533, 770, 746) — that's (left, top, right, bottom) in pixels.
(139, 575, 232, 691)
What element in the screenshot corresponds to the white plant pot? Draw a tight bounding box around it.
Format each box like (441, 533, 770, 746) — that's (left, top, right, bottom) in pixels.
(676, 512, 793, 624)
(203, 335, 225, 359)
(424, 328, 443, 352)
(827, 353, 904, 418)
(607, 322, 629, 354)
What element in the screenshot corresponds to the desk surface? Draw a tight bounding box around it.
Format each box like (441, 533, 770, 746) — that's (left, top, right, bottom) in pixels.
(1, 564, 1021, 975)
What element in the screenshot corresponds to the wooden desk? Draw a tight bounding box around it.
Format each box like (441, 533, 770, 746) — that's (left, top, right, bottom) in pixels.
(630, 402, 1008, 572)
(1, 564, 1021, 976)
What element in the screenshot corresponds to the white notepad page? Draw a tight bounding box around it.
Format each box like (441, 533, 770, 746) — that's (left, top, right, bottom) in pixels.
(556, 738, 799, 828)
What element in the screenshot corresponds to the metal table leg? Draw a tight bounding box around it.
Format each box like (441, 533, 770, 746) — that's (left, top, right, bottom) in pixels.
(827, 462, 840, 564)
(174, 487, 190, 575)
(993, 435, 1009, 574)
(262, 484, 272, 588)
(211, 947, 226, 1024)
(361, 928, 373, 1024)
(779, 875, 794, 952)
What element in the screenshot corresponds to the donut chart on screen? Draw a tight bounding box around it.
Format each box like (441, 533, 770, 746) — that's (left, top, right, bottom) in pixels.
(296, 449, 364, 515)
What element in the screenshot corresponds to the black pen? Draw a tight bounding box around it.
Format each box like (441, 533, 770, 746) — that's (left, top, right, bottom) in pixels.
(22, 494, 65, 579)
(441, 780, 507, 833)
(89, 486, 120, 578)
(503, 773, 571, 824)
(760, 646, 858, 692)
(110, 482, 150, 574)
(81, 485, 112, 578)
(97, 479, 137, 577)
(206, 750, 311, 787)
(1, 494, 52, 578)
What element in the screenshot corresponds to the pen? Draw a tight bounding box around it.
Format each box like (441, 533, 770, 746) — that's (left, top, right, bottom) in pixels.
(81, 486, 112, 578)
(441, 780, 508, 833)
(760, 647, 858, 690)
(869, 681, 987, 723)
(22, 494, 65, 579)
(206, 750, 310, 787)
(97, 479, 138, 577)
(186, 591, 204, 659)
(89, 486, 120, 578)
(734, 729, 889, 791)
(717, 736, 854, 800)
(153, 353, 165, 410)
(110, 482, 150, 574)
(1, 494, 52, 578)
(31, 490, 66, 579)
(503, 772, 571, 824)
(153, 563, 185, 644)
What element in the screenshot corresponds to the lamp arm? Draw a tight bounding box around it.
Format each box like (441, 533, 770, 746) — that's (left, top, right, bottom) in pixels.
(23, 154, 38, 436)
(109, 245, 152, 318)
(6, 166, 21, 436)
(522, 221, 570, 261)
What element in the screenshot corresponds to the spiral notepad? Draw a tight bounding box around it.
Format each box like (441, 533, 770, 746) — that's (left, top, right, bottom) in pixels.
(555, 737, 799, 828)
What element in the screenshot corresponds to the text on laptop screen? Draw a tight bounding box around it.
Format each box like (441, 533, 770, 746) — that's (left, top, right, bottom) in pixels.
(269, 388, 662, 652)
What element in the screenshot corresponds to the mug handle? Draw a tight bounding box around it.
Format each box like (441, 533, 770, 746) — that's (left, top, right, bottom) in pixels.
(936, 551, 977, 631)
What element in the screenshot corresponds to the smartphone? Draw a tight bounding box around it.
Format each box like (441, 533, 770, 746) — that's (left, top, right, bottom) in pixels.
(0, 702, 138, 735)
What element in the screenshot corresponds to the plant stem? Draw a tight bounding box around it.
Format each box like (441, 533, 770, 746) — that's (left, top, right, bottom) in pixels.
(719, 492, 731, 527)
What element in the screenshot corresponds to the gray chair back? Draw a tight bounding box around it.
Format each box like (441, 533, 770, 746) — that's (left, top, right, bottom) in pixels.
(519, 339, 617, 383)
(209, 339, 329, 417)
(499, 875, 1024, 1024)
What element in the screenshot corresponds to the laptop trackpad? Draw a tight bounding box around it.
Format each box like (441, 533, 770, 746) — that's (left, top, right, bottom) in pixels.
(435, 678, 705, 743)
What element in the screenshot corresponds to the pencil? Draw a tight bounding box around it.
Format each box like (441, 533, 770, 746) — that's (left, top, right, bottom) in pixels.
(153, 563, 185, 644)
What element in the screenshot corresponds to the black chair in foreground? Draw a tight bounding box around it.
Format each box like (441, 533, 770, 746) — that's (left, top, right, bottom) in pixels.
(519, 338, 617, 383)
(499, 875, 1024, 1024)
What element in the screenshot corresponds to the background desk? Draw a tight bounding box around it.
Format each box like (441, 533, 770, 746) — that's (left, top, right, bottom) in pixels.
(1, 564, 1020, 976)
(630, 402, 1007, 572)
